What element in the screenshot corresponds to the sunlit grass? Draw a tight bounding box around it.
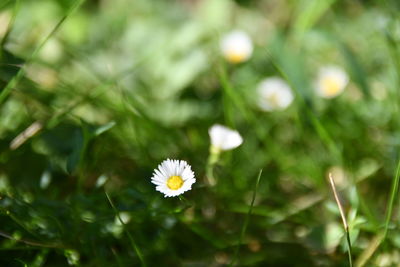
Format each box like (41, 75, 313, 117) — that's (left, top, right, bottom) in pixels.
(0, 0, 400, 266)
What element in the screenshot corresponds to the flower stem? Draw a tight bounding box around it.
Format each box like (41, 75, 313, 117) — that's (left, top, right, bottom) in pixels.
(328, 173, 353, 267)
(205, 149, 220, 186)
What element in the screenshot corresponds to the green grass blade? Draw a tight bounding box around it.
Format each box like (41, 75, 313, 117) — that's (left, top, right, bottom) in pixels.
(329, 173, 353, 267)
(105, 191, 146, 267)
(217, 62, 252, 127)
(230, 169, 263, 267)
(339, 43, 371, 99)
(355, 232, 384, 267)
(0, 0, 19, 49)
(0, 230, 63, 249)
(383, 157, 400, 240)
(0, 0, 85, 105)
(293, 0, 336, 36)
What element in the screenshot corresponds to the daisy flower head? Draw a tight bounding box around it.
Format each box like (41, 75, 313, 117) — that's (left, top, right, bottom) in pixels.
(220, 30, 253, 64)
(257, 77, 294, 111)
(315, 65, 349, 99)
(209, 124, 243, 153)
(151, 159, 196, 198)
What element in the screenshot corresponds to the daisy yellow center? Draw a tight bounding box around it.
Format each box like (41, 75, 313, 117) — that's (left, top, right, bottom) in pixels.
(226, 50, 246, 63)
(167, 175, 184, 190)
(322, 77, 341, 96)
(266, 92, 280, 108)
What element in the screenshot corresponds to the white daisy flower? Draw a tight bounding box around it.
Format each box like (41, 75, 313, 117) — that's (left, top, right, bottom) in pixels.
(220, 30, 253, 64)
(209, 124, 243, 152)
(315, 65, 349, 99)
(151, 159, 196, 198)
(257, 77, 294, 111)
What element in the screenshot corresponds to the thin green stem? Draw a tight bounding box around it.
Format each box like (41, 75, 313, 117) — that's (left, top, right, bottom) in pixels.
(0, 0, 19, 49)
(178, 195, 192, 206)
(218, 63, 236, 127)
(0, 0, 85, 105)
(205, 149, 220, 186)
(111, 247, 125, 267)
(307, 109, 342, 164)
(105, 191, 146, 267)
(230, 169, 263, 267)
(0, 206, 42, 241)
(345, 228, 353, 267)
(0, 230, 64, 249)
(355, 231, 384, 267)
(329, 173, 353, 267)
(217, 63, 253, 126)
(383, 156, 400, 240)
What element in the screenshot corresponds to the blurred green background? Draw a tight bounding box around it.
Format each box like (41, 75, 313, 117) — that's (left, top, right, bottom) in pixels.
(1, 0, 400, 266)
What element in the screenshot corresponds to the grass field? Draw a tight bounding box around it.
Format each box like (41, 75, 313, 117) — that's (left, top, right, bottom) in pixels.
(1, 0, 400, 266)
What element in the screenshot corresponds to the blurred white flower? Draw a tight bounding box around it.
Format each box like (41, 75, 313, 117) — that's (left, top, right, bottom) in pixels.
(220, 30, 253, 64)
(257, 77, 294, 111)
(151, 159, 196, 197)
(209, 124, 243, 152)
(315, 65, 349, 98)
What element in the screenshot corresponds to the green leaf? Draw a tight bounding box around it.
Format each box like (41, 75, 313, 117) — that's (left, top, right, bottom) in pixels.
(0, 49, 24, 87)
(294, 0, 337, 35)
(339, 43, 371, 98)
(92, 121, 116, 137)
(268, 33, 313, 104)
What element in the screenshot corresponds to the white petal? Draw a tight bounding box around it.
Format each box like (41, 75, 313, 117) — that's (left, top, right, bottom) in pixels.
(151, 159, 196, 197)
(151, 179, 164, 185)
(257, 77, 294, 111)
(220, 30, 253, 63)
(315, 65, 349, 98)
(209, 124, 243, 151)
